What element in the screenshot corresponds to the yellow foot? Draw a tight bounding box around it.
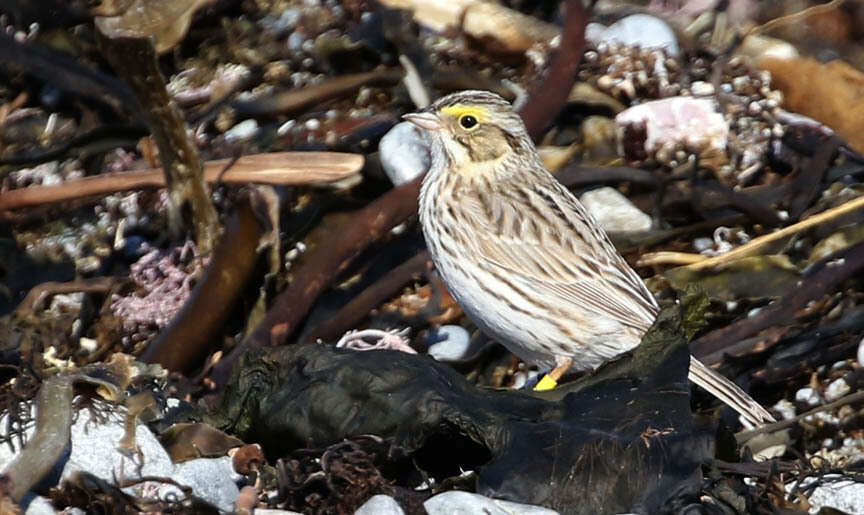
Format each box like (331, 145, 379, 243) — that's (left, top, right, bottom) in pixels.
(534, 375, 558, 391)
(533, 357, 572, 391)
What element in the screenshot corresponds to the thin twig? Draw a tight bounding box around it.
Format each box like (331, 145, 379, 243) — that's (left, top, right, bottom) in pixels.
(737, 390, 864, 444)
(671, 194, 864, 273)
(692, 240, 864, 360)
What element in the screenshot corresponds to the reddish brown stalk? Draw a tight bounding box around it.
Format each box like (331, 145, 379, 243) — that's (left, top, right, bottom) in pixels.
(141, 198, 262, 372)
(99, 34, 219, 253)
(212, 176, 423, 386)
(517, 0, 587, 142)
(301, 250, 431, 344)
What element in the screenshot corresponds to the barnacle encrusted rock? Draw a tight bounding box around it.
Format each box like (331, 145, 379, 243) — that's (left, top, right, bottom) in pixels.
(581, 43, 786, 186)
(615, 97, 728, 168)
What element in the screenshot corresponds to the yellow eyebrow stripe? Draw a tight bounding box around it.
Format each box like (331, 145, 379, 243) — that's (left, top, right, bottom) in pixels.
(440, 105, 488, 122)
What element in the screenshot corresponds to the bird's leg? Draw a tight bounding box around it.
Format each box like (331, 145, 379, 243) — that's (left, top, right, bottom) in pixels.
(534, 356, 573, 391)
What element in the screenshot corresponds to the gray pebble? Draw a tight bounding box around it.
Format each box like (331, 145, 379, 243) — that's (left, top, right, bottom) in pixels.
(379, 122, 431, 186)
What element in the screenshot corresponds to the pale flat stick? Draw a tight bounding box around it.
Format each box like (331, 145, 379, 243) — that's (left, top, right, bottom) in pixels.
(636, 251, 706, 267)
(0, 151, 364, 212)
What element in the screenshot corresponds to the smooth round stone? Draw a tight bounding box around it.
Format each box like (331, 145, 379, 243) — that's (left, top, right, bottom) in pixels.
(379, 121, 431, 186)
(587, 14, 680, 56)
(579, 186, 651, 233)
(355, 494, 405, 515)
(427, 325, 477, 363)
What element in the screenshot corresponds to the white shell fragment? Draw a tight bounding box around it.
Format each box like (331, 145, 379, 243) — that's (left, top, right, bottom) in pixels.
(379, 121, 431, 186)
(615, 97, 728, 162)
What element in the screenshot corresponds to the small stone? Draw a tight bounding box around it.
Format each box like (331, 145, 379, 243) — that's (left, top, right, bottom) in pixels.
(586, 14, 679, 56)
(287, 31, 305, 52)
(277, 119, 296, 136)
(379, 121, 431, 186)
(857, 336, 864, 367)
(798, 476, 864, 514)
(21, 495, 57, 515)
(795, 387, 822, 407)
(690, 81, 714, 96)
(224, 119, 259, 142)
(579, 187, 652, 233)
(424, 491, 559, 515)
(260, 8, 301, 36)
(753, 444, 786, 462)
(773, 399, 796, 420)
(79, 337, 98, 355)
(427, 325, 477, 363)
(692, 237, 714, 253)
(355, 495, 405, 515)
(824, 378, 850, 402)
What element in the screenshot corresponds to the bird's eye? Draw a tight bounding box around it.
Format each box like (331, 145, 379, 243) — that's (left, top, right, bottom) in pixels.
(459, 115, 478, 130)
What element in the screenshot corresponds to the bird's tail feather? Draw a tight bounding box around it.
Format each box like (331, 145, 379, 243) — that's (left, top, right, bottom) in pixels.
(688, 357, 775, 428)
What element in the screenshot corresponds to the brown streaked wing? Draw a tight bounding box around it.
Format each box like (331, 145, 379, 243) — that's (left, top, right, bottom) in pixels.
(452, 174, 658, 333)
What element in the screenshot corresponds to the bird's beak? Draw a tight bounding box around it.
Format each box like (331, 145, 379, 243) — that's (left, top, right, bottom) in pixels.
(402, 112, 442, 131)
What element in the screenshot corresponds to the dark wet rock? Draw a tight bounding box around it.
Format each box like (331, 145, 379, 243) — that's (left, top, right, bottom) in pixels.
(205, 302, 713, 514)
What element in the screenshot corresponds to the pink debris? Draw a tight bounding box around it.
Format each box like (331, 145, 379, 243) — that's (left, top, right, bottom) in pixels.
(615, 96, 728, 162)
(335, 328, 417, 354)
(110, 241, 204, 332)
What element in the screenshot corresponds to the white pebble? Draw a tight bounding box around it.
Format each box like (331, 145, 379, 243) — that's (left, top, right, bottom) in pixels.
(379, 121, 431, 186)
(79, 337, 98, 354)
(773, 399, 796, 420)
(857, 336, 864, 367)
(824, 378, 850, 402)
(277, 119, 296, 136)
(355, 495, 405, 515)
(690, 81, 714, 96)
(427, 325, 474, 363)
(579, 187, 652, 233)
(224, 119, 259, 142)
(692, 237, 714, 252)
(586, 14, 680, 56)
(795, 387, 822, 406)
(287, 31, 305, 52)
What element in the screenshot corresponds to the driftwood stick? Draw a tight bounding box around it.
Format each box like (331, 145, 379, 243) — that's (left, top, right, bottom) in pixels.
(0, 152, 364, 212)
